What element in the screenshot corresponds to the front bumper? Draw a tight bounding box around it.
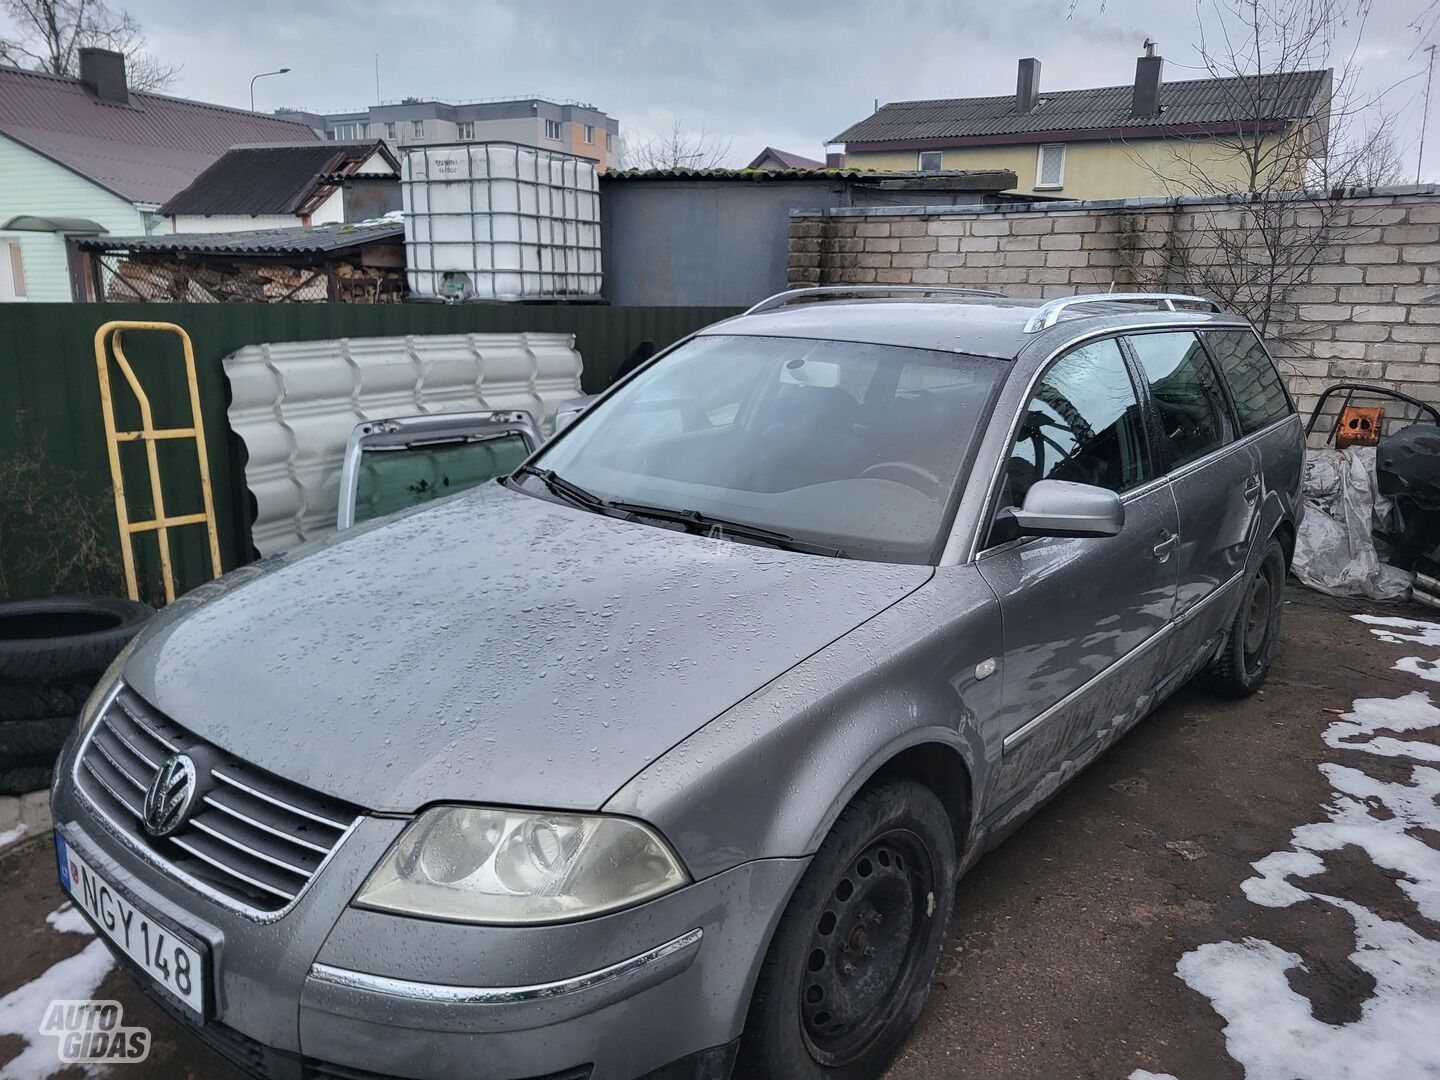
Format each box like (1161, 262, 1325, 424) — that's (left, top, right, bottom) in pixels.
(51, 761, 806, 1080)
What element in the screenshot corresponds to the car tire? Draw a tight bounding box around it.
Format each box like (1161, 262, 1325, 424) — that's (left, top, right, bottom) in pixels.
(1205, 538, 1286, 698)
(0, 682, 91, 723)
(0, 715, 78, 767)
(0, 597, 153, 683)
(737, 780, 957, 1080)
(0, 764, 54, 797)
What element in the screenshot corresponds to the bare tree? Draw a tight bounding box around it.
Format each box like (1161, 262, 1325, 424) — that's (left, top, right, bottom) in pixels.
(626, 119, 732, 171)
(1124, 0, 1396, 339)
(0, 0, 179, 92)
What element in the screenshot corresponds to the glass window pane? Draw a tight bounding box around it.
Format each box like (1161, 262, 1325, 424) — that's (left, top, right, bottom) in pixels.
(1005, 338, 1151, 507)
(1128, 331, 1236, 468)
(534, 335, 1006, 564)
(353, 434, 531, 525)
(1203, 330, 1292, 433)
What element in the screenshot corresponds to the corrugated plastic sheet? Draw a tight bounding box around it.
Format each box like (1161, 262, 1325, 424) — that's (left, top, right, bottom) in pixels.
(225, 332, 583, 554)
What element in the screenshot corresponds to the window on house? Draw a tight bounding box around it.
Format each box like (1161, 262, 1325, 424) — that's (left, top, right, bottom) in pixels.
(385, 122, 396, 140)
(0, 240, 27, 301)
(1036, 143, 1066, 189)
(458, 120, 475, 140)
(583, 124, 595, 144)
(544, 119, 563, 141)
(412, 120, 425, 138)
(330, 122, 364, 141)
(606, 133, 615, 152)
(918, 150, 943, 173)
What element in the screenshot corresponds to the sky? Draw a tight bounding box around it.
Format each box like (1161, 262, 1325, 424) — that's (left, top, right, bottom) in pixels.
(11, 0, 1440, 174)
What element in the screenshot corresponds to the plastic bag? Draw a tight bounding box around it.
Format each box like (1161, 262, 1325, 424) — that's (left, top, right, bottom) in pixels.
(1292, 447, 1412, 600)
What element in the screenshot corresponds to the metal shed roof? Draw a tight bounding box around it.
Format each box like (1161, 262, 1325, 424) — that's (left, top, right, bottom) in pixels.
(76, 219, 404, 256)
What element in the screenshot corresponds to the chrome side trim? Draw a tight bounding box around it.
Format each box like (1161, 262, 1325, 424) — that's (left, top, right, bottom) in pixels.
(309, 927, 704, 1005)
(1001, 569, 1246, 754)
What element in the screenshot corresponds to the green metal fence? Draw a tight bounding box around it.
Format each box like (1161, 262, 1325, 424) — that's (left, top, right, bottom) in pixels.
(0, 302, 740, 601)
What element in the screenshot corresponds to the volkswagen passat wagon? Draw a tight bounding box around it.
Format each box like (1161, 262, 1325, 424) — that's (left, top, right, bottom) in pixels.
(52, 289, 1303, 1080)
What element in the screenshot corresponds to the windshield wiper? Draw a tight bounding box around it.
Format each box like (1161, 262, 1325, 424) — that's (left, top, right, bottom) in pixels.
(606, 500, 846, 558)
(510, 465, 620, 518)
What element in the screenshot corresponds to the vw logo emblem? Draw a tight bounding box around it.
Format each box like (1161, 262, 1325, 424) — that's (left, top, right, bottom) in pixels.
(143, 754, 199, 838)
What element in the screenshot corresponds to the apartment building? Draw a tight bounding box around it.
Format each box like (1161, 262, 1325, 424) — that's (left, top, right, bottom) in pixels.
(280, 98, 621, 171)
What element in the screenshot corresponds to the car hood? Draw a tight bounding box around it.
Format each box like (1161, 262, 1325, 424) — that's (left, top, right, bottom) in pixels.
(125, 485, 932, 812)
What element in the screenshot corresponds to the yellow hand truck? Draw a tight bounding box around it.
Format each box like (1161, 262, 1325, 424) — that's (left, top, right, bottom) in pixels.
(93, 321, 222, 604)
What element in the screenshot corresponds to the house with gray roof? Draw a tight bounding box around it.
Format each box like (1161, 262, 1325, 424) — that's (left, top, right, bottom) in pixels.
(0, 48, 319, 301)
(833, 43, 1331, 201)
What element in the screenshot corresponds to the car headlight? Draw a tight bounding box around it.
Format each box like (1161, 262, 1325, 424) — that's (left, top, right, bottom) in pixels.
(78, 635, 143, 736)
(354, 806, 689, 924)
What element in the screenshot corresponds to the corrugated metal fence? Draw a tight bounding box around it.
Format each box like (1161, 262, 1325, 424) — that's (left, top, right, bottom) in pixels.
(0, 302, 740, 601)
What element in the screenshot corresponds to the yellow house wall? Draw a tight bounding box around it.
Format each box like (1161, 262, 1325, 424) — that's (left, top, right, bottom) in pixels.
(844, 135, 1294, 200)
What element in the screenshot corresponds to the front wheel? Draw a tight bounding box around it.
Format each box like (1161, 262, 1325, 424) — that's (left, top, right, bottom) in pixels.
(738, 781, 957, 1080)
(1205, 538, 1286, 697)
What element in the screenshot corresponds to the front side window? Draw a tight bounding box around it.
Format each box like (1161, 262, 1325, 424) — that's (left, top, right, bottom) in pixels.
(528, 335, 1006, 563)
(918, 150, 943, 172)
(1002, 337, 1152, 511)
(1036, 143, 1065, 189)
(1127, 331, 1236, 468)
(1203, 330, 1293, 433)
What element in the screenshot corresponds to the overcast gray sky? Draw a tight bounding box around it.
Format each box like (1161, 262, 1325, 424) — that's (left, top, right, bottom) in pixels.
(31, 0, 1440, 173)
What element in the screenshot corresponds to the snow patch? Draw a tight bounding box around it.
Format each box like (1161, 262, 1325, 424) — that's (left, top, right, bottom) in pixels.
(0, 939, 115, 1080)
(1352, 614, 1440, 648)
(0, 823, 27, 847)
(1138, 620, 1440, 1079)
(44, 904, 93, 936)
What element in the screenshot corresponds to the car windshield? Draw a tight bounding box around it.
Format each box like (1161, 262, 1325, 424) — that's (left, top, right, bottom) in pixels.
(527, 334, 1007, 563)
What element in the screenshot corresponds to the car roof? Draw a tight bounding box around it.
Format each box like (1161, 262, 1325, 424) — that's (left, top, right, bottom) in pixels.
(701, 295, 1254, 362)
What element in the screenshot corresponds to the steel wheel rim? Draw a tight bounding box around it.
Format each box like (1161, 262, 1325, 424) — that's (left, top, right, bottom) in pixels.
(1242, 570, 1274, 663)
(799, 829, 936, 1067)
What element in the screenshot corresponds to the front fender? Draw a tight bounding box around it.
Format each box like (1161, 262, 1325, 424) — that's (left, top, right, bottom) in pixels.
(604, 567, 1003, 881)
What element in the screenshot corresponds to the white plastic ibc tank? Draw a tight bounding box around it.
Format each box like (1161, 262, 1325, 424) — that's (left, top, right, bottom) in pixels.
(402, 143, 602, 301)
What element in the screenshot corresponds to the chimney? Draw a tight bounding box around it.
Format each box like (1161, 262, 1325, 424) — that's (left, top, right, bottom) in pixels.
(79, 48, 129, 105)
(1016, 57, 1042, 113)
(1131, 41, 1163, 117)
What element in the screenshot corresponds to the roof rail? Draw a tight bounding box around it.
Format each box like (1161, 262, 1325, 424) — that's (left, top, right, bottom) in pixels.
(743, 285, 1007, 317)
(1022, 292, 1223, 334)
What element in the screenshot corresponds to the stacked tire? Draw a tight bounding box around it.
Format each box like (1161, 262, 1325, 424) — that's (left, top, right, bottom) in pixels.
(0, 597, 154, 796)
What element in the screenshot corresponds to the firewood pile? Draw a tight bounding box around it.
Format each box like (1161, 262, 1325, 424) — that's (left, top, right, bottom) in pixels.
(100, 256, 405, 303)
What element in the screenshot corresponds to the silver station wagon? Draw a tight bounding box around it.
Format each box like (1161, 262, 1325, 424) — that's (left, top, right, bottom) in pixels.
(52, 288, 1303, 1080)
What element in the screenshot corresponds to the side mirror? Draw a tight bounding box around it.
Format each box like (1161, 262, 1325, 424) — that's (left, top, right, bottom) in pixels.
(992, 479, 1124, 542)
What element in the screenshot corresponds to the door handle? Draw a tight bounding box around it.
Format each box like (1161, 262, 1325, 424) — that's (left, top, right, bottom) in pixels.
(1153, 531, 1178, 560)
(1244, 474, 1262, 501)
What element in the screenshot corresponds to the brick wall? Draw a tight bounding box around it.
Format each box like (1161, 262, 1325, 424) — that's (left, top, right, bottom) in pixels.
(788, 187, 1440, 430)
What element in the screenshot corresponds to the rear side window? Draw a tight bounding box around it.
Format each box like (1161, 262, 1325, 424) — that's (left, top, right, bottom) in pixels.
(1127, 331, 1236, 469)
(1203, 330, 1293, 433)
(1003, 337, 1152, 508)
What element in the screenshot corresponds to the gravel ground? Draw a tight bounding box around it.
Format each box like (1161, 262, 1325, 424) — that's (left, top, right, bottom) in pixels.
(0, 586, 1435, 1080)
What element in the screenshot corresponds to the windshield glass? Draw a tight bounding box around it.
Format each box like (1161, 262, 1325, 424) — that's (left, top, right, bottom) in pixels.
(529, 334, 1006, 563)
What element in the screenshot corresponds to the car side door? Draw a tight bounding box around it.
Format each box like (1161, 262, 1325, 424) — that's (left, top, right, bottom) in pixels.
(1123, 330, 1257, 677)
(976, 336, 1179, 813)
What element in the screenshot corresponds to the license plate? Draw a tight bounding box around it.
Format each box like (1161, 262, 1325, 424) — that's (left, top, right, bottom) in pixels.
(56, 833, 207, 1018)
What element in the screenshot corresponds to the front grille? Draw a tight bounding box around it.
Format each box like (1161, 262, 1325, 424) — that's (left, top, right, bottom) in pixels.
(76, 684, 361, 913)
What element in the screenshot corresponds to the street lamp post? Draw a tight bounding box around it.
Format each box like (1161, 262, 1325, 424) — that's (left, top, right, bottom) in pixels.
(250, 68, 292, 112)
